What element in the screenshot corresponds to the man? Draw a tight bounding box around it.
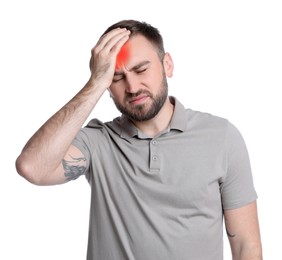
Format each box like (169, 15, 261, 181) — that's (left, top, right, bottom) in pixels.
(16, 20, 262, 259)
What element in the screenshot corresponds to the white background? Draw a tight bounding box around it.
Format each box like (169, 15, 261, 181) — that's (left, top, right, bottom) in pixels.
(1, 0, 281, 259)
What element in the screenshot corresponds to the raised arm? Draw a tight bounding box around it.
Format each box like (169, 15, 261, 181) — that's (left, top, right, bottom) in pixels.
(224, 201, 263, 260)
(15, 28, 130, 185)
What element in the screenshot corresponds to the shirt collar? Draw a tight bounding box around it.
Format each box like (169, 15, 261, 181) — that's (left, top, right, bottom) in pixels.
(168, 96, 187, 132)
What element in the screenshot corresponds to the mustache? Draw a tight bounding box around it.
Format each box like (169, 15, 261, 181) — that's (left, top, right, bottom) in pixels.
(125, 90, 152, 99)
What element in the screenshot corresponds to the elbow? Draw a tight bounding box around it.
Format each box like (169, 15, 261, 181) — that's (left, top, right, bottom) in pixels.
(15, 154, 44, 185)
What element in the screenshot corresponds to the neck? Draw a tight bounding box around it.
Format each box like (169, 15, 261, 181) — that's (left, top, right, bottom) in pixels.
(132, 98, 174, 138)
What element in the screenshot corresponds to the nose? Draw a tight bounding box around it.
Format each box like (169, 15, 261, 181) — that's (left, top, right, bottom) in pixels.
(124, 74, 140, 94)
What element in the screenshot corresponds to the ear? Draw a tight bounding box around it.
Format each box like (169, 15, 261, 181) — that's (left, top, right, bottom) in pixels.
(163, 52, 174, 78)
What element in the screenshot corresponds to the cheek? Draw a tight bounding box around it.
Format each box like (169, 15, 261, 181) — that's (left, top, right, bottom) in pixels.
(109, 85, 123, 100)
(147, 67, 164, 85)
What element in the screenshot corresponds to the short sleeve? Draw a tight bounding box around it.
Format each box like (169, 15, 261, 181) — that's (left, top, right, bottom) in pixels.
(72, 129, 92, 181)
(221, 122, 257, 210)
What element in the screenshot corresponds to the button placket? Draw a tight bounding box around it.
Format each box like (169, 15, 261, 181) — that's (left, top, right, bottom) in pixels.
(149, 139, 160, 171)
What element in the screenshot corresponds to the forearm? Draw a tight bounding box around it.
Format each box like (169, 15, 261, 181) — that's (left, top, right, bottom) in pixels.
(16, 79, 105, 184)
(225, 202, 263, 260)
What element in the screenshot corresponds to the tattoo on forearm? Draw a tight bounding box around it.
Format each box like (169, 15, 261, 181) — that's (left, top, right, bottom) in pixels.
(63, 155, 86, 181)
(226, 229, 236, 238)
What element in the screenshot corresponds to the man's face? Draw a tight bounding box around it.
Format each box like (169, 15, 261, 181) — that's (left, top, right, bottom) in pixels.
(109, 34, 173, 122)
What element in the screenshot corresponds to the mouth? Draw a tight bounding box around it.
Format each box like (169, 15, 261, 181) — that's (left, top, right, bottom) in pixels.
(128, 94, 150, 105)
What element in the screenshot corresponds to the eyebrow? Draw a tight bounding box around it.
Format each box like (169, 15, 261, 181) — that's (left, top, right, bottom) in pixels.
(114, 61, 151, 75)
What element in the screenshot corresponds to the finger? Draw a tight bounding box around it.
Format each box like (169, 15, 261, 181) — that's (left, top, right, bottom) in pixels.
(89, 34, 129, 70)
(95, 29, 130, 56)
(109, 33, 130, 56)
(93, 28, 125, 49)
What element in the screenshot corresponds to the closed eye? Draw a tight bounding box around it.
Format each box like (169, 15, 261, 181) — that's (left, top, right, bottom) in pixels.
(112, 75, 124, 83)
(136, 68, 147, 74)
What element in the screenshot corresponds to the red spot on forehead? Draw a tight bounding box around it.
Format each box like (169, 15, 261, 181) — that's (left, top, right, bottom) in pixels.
(116, 43, 130, 69)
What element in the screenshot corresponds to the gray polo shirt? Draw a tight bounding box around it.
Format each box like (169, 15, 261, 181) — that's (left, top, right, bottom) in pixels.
(73, 97, 257, 260)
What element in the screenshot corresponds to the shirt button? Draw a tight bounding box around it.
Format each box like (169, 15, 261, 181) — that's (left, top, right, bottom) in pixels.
(152, 156, 158, 161)
(152, 140, 157, 145)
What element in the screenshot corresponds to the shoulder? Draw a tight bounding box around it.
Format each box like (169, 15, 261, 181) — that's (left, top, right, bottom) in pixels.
(74, 118, 114, 141)
(184, 108, 230, 133)
(80, 116, 126, 138)
(85, 118, 107, 129)
(185, 109, 247, 149)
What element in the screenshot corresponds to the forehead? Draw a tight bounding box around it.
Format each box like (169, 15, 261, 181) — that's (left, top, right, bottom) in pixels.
(127, 34, 156, 53)
(116, 35, 159, 69)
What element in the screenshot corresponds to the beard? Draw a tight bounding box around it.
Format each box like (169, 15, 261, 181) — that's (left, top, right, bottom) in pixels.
(112, 74, 168, 122)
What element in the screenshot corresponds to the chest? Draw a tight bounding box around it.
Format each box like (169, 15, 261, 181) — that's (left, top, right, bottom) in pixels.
(92, 131, 226, 211)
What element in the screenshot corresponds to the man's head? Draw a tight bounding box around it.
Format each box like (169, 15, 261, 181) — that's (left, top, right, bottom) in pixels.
(104, 20, 174, 122)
